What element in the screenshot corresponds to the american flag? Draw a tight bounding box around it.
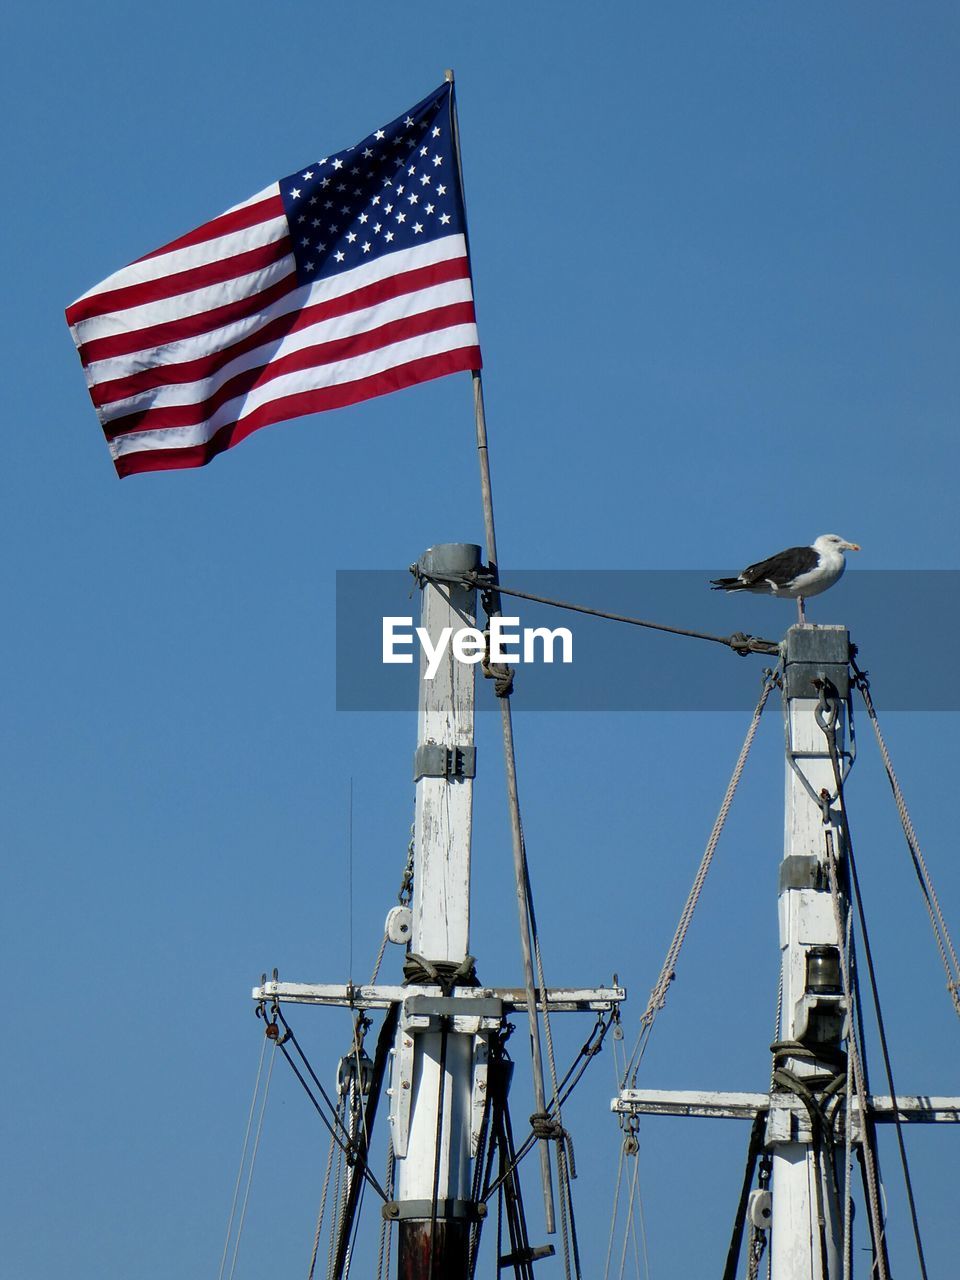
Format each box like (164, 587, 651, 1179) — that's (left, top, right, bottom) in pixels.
(65, 83, 481, 477)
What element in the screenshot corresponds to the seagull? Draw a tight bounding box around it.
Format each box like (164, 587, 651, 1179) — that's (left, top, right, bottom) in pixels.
(710, 534, 861, 623)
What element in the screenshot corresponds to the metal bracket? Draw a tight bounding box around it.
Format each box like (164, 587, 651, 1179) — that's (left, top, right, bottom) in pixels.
(401, 994, 503, 1035)
(500, 1244, 556, 1267)
(404, 994, 503, 1025)
(783, 625, 851, 700)
(381, 1198, 486, 1221)
(417, 543, 482, 582)
(779, 855, 826, 892)
(387, 1029, 416, 1157)
(413, 743, 477, 782)
(792, 992, 848, 1049)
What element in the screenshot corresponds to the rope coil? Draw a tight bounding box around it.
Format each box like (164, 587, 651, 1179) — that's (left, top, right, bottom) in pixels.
(402, 953, 479, 992)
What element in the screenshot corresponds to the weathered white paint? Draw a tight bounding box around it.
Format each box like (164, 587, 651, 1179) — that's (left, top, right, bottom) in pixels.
(394, 1026, 473, 1195)
(410, 569, 476, 963)
(613, 1088, 960, 1132)
(773, 635, 847, 1280)
(772, 1146, 824, 1280)
(389, 1022, 416, 1158)
(614, 1088, 770, 1119)
(470, 1037, 490, 1157)
(781, 686, 843, 1024)
(394, 551, 479, 1213)
(252, 980, 624, 1011)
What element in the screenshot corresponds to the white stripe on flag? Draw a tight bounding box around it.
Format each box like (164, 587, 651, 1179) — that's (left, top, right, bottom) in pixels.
(98, 277, 476, 421)
(221, 182, 281, 216)
(81, 236, 471, 382)
(109, 322, 480, 457)
(72, 184, 281, 303)
(78, 217, 289, 300)
(73, 256, 298, 341)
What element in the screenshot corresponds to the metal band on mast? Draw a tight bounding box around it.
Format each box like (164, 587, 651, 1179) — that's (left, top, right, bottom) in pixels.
(445, 67, 557, 1234)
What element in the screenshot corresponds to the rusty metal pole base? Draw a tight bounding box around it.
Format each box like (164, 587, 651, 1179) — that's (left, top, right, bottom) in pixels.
(398, 1219, 470, 1280)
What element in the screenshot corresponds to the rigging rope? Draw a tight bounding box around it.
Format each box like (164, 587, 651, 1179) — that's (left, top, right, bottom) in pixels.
(604, 1135, 627, 1280)
(617, 1143, 646, 1280)
(820, 692, 926, 1280)
(823, 828, 889, 1280)
(374, 1144, 395, 1280)
(840, 905, 855, 1280)
(437, 563, 570, 1240)
(769, 972, 783, 1092)
(368, 932, 389, 986)
(340, 1078, 360, 1280)
(218, 1032, 269, 1280)
(326, 1111, 346, 1280)
(306, 1118, 339, 1280)
(604, 1049, 650, 1280)
(368, 818, 416, 987)
(520, 819, 579, 1280)
(330, 1003, 400, 1279)
(493, 677, 555, 1231)
(622, 669, 779, 1086)
(480, 1014, 615, 1205)
(721, 1112, 766, 1280)
(851, 658, 960, 1021)
(417, 569, 781, 658)
(225, 1037, 277, 1280)
(272, 1009, 389, 1202)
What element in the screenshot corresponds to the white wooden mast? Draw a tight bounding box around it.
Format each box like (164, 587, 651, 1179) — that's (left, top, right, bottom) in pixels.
(253, 540, 623, 1280)
(770, 625, 849, 1280)
(408, 545, 478, 964)
(393, 543, 482, 1276)
(613, 621, 960, 1278)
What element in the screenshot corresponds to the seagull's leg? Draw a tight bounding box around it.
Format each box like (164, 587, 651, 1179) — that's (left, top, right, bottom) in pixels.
(797, 596, 806, 624)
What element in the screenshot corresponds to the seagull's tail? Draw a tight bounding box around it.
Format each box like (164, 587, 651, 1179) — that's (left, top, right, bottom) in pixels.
(710, 577, 743, 592)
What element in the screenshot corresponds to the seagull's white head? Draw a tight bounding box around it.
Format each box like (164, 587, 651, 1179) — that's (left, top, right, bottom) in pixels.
(815, 534, 861, 554)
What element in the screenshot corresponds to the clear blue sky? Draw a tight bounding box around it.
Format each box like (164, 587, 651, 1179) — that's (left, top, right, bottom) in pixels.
(3, 3, 958, 1277)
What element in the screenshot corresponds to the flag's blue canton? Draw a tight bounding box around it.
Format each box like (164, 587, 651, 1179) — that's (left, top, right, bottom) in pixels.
(280, 84, 465, 286)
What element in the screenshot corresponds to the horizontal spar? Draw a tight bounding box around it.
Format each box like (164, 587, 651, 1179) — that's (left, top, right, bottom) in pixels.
(613, 1088, 960, 1124)
(253, 980, 625, 1012)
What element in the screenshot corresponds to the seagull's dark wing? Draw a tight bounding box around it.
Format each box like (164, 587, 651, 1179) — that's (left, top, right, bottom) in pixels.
(739, 544, 819, 588)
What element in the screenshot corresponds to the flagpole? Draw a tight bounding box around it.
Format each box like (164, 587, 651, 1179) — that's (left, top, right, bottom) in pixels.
(446, 68, 557, 1236)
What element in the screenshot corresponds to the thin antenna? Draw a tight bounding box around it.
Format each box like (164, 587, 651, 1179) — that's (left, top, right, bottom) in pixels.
(348, 777, 354, 985)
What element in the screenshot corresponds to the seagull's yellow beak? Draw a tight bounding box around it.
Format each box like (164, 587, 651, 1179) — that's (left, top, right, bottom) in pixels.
(847, 543, 861, 551)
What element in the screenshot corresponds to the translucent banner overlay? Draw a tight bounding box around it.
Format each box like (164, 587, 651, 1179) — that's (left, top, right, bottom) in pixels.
(336, 571, 959, 711)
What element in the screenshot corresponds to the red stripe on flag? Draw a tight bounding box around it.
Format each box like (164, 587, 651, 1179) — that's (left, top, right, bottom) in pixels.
(74, 273, 301, 367)
(66, 237, 291, 325)
(135, 194, 284, 262)
(90, 256, 473, 407)
(102, 302, 478, 438)
(112, 346, 482, 476)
